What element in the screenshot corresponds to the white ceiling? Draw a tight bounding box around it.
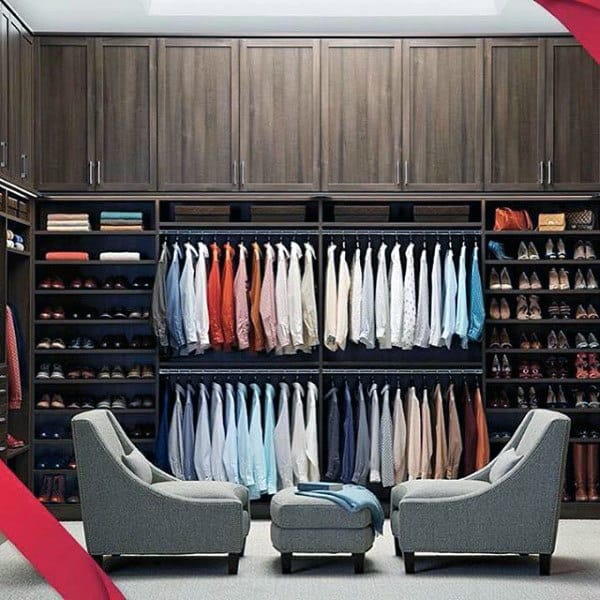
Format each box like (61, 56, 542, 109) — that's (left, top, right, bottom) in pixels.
(10, 0, 567, 35)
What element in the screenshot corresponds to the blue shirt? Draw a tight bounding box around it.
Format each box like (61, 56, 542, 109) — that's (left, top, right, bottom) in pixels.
(249, 383, 267, 497)
(341, 382, 356, 483)
(223, 382, 240, 484)
(263, 383, 277, 495)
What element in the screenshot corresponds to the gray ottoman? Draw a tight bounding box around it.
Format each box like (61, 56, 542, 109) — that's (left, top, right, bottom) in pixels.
(270, 487, 374, 574)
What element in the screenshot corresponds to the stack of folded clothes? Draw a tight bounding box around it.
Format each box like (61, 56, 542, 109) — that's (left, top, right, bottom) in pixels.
(100, 211, 144, 231)
(46, 213, 91, 232)
(6, 229, 25, 251)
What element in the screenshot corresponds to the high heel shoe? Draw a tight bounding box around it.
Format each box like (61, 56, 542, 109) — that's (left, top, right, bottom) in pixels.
(558, 268, 570, 290)
(530, 332, 542, 350)
(487, 240, 512, 260)
(588, 353, 600, 379)
(529, 295, 542, 320)
(489, 328, 500, 348)
(547, 330, 558, 349)
(548, 268, 560, 290)
(500, 297, 511, 320)
(559, 302, 572, 319)
(517, 241, 529, 261)
(518, 360, 530, 379)
(587, 269, 598, 289)
(489, 298, 501, 319)
(545, 238, 556, 259)
(546, 385, 557, 407)
(558, 330, 570, 349)
(518, 272, 531, 290)
(528, 241, 540, 260)
(530, 271, 542, 290)
(500, 267, 512, 290)
(516, 387, 527, 408)
(548, 301, 560, 319)
(557, 385, 568, 407)
(528, 386, 538, 408)
(516, 295, 529, 320)
(501, 354, 512, 379)
(530, 361, 543, 379)
(574, 269, 587, 290)
(500, 390, 511, 409)
(576, 353, 589, 379)
(491, 354, 501, 378)
(557, 238, 566, 259)
(519, 333, 531, 350)
(500, 328, 512, 349)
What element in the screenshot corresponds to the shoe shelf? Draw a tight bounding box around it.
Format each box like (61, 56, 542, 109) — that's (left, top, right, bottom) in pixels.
(486, 260, 600, 265)
(486, 230, 600, 237)
(35, 260, 156, 265)
(34, 379, 157, 384)
(35, 319, 150, 325)
(6, 445, 30, 460)
(35, 409, 155, 414)
(487, 319, 600, 325)
(35, 438, 155, 445)
(34, 290, 152, 295)
(487, 378, 600, 384)
(35, 230, 157, 236)
(35, 349, 156, 355)
(487, 408, 600, 414)
(34, 469, 77, 475)
(486, 289, 600, 295)
(7, 247, 30, 257)
(485, 349, 600, 354)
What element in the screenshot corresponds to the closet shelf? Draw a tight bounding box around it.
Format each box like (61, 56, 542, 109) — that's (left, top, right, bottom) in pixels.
(322, 221, 482, 229)
(35, 349, 156, 355)
(35, 230, 157, 236)
(34, 438, 155, 445)
(485, 349, 600, 354)
(485, 289, 600, 295)
(34, 469, 77, 475)
(486, 408, 600, 414)
(160, 221, 318, 229)
(6, 445, 30, 460)
(486, 319, 600, 325)
(487, 378, 600, 384)
(35, 408, 156, 414)
(35, 260, 156, 265)
(486, 230, 600, 237)
(35, 319, 150, 325)
(34, 289, 152, 295)
(6, 247, 30, 257)
(34, 379, 157, 385)
(6, 213, 31, 226)
(486, 260, 600, 265)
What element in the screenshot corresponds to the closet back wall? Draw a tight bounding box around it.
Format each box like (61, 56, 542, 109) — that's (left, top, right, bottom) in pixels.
(34, 36, 600, 193)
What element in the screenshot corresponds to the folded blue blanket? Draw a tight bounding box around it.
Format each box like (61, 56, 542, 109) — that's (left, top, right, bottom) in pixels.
(296, 484, 384, 535)
(100, 211, 143, 220)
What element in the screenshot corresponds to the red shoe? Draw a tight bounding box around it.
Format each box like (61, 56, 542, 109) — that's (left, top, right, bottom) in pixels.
(575, 353, 589, 379)
(588, 353, 600, 379)
(7, 434, 25, 449)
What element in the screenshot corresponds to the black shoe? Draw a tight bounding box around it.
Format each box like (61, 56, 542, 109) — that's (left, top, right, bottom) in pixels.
(81, 337, 96, 349)
(67, 337, 82, 349)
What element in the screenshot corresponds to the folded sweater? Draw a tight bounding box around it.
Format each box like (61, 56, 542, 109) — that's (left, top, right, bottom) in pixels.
(45, 252, 90, 261)
(99, 252, 141, 261)
(100, 211, 143, 220)
(47, 213, 90, 221)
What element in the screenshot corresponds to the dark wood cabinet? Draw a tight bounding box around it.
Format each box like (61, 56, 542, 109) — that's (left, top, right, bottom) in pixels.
(321, 39, 401, 191)
(484, 39, 545, 191)
(158, 39, 238, 191)
(95, 38, 157, 191)
(36, 38, 95, 191)
(19, 32, 33, 185)
(240, 39, 320, 191)
(0, 7, 8, 177)
(546, 38, 600, 191)
(402, 39, 484, 191)
(6, 14, 19, 182)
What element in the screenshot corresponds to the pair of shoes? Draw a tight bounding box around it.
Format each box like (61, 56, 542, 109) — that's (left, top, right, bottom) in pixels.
(36, 364, 64, 379)
(130, 335, 155, 349)
(489, 298, 511, 319)
(573, 269, 598, 290)
(132, 277, 153, 289)
(66, 366, 96, 379)
(518, 360, 543, 379)
(546, 384, 568, 408)
(487, 240, 512, 260)
(546, 357, 569, 379)
(69, 277, 98, 289)
(36, 426, 70, 440)
(545, 238, 566, 259)
(516, 295, 542, 320)
(97, 395, 128, 410)
(574, 386, 600, 408)
(126, 365, 155, 379)
(575, 304, 600, 319)
(100, 335, 128, 349)
(38, 277, 65, 290)
(36, 456, 70, 470)
(549, 268, 571, 290)
(576, 353, 600, 379)
(98, 365, 125, 379)
(519, 332, 542, 350)
(547, 330, 570, 349)
(516, 386, 538, 408)
(490, 431, 512, 441)
(36, 338, 66, 350)
(38, 306, 65, 320)
(7, 433, 25, 449)
(572, 444, 600, 502)
(517, 241, 540, 260)
(67, 337, 96, 349)
(574, 240, 596, 260)
(548, 301, 572, 319)
(102, 276, 129, 289)
(68, 308, 98, 320)
(36, 393, 66, 409)
(126, 424, 155, 439)
(37, 475, 66, 503)
(491, 354, 512, 378)
(128, 395, 155, 409)
(575, 333, 600, 349)
(98, 307, 151, 320)
(518, 272, 542, 290)
(489, 390, 511, 408)
(489, 268, 512, 289)
(489, 327, 512, 348)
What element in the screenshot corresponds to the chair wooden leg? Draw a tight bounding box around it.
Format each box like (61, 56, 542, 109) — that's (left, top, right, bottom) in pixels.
(353, 553, 365, 574)
(91, 554, 104, 570)
(539, 553, 551, 576)
(403, 552, 415, 574)
(281, 552, 292, 574)
(227, 553, 240, 575)
(394, 537, 403, 557)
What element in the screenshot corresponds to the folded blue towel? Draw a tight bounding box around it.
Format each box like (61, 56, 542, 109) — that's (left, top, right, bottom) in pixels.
(296, 484, 385, 535)
(100, 211, 143, 220)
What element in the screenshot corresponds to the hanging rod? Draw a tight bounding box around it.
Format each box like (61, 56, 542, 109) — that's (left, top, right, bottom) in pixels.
(322, 229, 481, 237)
(159, 368, 319, 375)
(321, 368, 482, 375)
(161, 229, 316, 238)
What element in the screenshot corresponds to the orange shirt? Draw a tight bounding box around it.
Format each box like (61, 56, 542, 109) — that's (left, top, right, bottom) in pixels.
(248, 242, 265, 352)
(221, 242, 236, 350)
(208, 242, 224, 349)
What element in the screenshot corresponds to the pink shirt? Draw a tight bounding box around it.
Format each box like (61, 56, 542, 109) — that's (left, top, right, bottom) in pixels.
(260, 242, 278, 352)
(234, 243, 250, 350)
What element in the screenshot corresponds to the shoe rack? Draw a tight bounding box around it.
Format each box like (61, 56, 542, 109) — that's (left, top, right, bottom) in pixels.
(33, 199, 158, 517)
(483, 196, 600, 518)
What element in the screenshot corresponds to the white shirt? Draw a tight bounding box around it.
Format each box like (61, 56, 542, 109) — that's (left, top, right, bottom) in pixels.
(194, 242, 210, 353)
(441, 247, 458, 349)
(406, 386, 422, 480)
(274, 382, 294, 489)
(401, 243, 417, 350)
(420, 388, 433, 480)
(288, 241, 304, 349)
(414, 246, 431, 348)
(179, 242, 199, 353)
(324, 243, 338, 351)
(275, 242, 292, 351)
(375, 242, 392, 349)
(301, 242, 319, 349)
(223, 382, 239, 484)
(210, 382, 227, 481)
(389, 243, 404, 348)
(359, 245, 375, 349)
(193, 382, 212, 481)
(305, 381, 320, 481)
(429, 242, 443, 347)
(392, 387, 407, 483)
(335, 248, 351, 351)
(168, 383, 185, 479)
(369, 383, 381, 483)
(291, 382, 309, 483)
(249, 383, 267, 493)
(349, 247, 362, 344)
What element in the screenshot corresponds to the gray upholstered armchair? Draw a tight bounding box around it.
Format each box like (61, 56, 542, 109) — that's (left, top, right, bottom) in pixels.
(72, 410, 250, 574)
(390, 409, 570, 576)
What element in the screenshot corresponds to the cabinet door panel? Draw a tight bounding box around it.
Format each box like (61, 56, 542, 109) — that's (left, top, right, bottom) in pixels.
(321, 40, 401, 191)
(0, 8, 8, 176)
(96, 38, 156, 191)
(20, 33, 33, 186)
(547, 39, 600, 190)
(402, 39, 484, 191)
(484, 39, 545, 191)
(7, 15, 19, 181)
(36, 38, 95, 191)
(158, 39, 238, 191)
(240, 40, 319, 191)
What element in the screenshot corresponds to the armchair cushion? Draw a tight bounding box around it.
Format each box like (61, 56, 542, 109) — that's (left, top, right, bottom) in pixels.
(391, 480, 490, 508)
(122, 448, 153, 484)
(489, 449, 522, 483)
(152, 481, 248, 505)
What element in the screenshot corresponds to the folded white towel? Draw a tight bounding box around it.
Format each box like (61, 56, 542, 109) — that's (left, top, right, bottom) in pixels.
(99, 252, 141, 261)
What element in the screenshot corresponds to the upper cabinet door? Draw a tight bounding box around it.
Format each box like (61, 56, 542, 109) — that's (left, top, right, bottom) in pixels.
(0, 8, 8, 177)
(546, 38, 600, 191)
(402, 39, 484, 191)
(158, 39, 239, 191)
(484, 39, 545, 191)
(239, 39, 320, 191)
(36, 38, 95, 191)
(19, 32, 33, 186)
(321, 40, 401, 191)
(7, 15, 20, 182)
(95, 38, 157, 191)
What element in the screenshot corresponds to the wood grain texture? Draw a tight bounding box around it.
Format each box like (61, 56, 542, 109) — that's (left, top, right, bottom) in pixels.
(321, 39, 401, 191)
(402, 39, 484, 191)
(158, 39, 238, 191)
(484, 39, 545, 191)
(546, 38, 600, 191)
(0, 8, 8, 176)
(35, 38, 94, 191)
(7, 15, 19, 181)
(240, 39, 320, 191)
(19, 32, 33, 184)
(95, 38, 157, 191)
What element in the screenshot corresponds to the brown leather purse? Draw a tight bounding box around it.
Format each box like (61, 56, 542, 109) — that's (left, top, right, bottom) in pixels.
(538, 213, 566, 232)
(493, 207, 533, 231)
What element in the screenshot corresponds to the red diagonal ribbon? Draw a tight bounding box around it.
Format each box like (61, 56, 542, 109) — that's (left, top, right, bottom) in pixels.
(535, 0, 600, 63)
(0, 462, 125, 600)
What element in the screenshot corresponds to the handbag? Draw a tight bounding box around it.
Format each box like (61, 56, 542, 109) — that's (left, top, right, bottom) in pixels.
(493, 207, 533, 231)
(538, 213, 566, 232)
(566, 209, 595, 230)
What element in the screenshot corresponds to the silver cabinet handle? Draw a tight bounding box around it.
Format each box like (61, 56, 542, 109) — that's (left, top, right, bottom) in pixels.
(96, 160, 102, 185)
(0, 141, 6, 168)
(547, 160, 552, 185)
(240, 160, 246, 186)
(539, 161, 544, 185)
(232, 161, 238, 186)
(20, 154, 27, 179)
(404, 160, 409, 186)
(88, 161, 94, 185)
(395, 160, 400, 185)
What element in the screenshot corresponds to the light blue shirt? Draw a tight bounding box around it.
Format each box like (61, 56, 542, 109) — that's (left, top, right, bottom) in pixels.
(193, 383, 212, 481)
(210, 382, 226, 481)
(167, 383, 185, 479)
(263, 383, 277, 495)
(236, 382, 254, 491)
(223, 382, 239, 484)
(467, 244, 485, 342)
(249, 383, 267, 497)
(455, 242, 469, 349)
(182, 383, 196, 480)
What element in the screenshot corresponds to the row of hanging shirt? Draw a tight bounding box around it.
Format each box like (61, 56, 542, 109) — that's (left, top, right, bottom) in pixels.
(324, 236, 485, 352)
(156, 378, 320, 499)
(325, 378, 490, 488)
(152, 238, 319, 356)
